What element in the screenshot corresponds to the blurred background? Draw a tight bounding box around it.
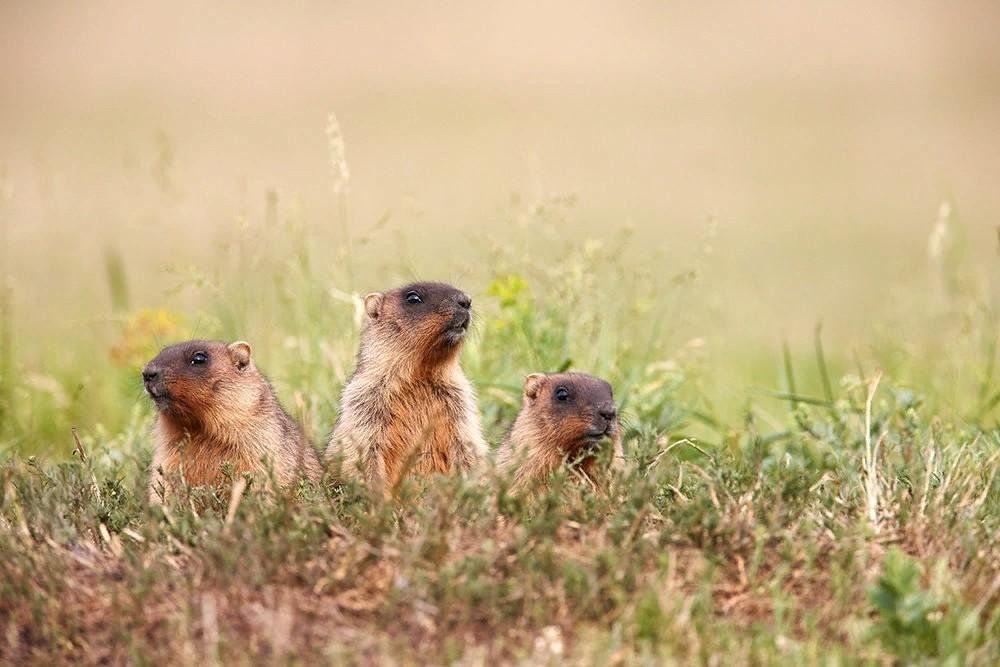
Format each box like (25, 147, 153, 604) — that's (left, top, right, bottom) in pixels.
(2, 1, 1000, 455)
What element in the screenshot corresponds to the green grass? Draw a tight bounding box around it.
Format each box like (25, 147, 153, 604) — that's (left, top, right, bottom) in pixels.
(1, 384, 997, 663)
(1, 194, 999, 663)
(4, 4, 1000, 660)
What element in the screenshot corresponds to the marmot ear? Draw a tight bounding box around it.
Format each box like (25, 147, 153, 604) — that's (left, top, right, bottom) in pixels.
(227, 341, 253, 370)
(364, 292, 385, 320)
(523, 373, 546, 401)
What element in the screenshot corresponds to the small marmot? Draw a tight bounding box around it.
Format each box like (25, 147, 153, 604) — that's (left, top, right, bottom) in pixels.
(143, 339, 322, 503)
(324, 282, 487, 492)
(495, 372, 622, 492)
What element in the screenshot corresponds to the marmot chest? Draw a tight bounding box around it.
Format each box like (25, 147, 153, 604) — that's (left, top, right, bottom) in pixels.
(157, 434, 262, 486)
(155, 416, 275, 486)
(383, 383, 466, 473)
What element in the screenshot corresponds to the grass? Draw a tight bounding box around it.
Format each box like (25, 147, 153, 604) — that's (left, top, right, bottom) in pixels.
(2, 90, 1000, 661)
(1, 378, 997, 663)
(4, 2, 1000, 660)
(1, 190, 999, 663)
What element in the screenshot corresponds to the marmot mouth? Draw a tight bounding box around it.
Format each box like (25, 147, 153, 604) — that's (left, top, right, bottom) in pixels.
(442, 327, 468, 345)
(442, 312, 471, 339)
(572, 433, 609, 456)
(145, 385, 171, 408)
(582, 426, 615, 441)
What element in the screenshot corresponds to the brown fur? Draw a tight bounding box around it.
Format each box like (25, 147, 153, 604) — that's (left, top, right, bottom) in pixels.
(143, 340, 322, 503)
(324, 282, 487, 492)
(495, 372, 622, 493)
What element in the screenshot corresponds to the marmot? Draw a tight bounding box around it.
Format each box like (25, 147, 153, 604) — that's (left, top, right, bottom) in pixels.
(143, 339, 322, 503)
(324, 282, 487, 492)
(495, 372, 622, 492)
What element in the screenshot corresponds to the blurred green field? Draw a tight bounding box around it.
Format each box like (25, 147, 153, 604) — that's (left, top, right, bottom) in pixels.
(1, 2, 999, 663)
(2, 2, 1000, 456)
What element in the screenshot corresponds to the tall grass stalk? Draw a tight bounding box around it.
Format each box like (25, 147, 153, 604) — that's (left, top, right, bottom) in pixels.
(0, 171, 11, 439)
(326, 112, 353, 287)
(0, 278, 10, 438)
(863, 371, 883, 533)
(103, 246, 130, 314)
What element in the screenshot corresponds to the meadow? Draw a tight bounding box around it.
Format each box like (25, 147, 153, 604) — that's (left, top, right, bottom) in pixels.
(2, 166, 998, 662)
(3, 2, 1000, 664)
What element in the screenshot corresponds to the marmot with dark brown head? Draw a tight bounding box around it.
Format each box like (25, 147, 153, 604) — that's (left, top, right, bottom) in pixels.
(324, 281, 487, 492)
(496, 372, 622, 492)
(143, 339, 322, 503)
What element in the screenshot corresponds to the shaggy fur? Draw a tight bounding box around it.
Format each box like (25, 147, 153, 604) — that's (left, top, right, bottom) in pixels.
(496, 372, 622, 492)
(144, 340, 322, 503)
(324, 282, 487, 492)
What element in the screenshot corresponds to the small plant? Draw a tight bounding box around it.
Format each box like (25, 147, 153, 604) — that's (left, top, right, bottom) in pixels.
(869, 549, 942, 658)
(869, 548, 984, 663)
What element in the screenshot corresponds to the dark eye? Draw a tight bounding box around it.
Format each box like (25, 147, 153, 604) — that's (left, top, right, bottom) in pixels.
(554, 386, 570, 402)
(405, 291, 422, 305)
(191, 351, 209, 366)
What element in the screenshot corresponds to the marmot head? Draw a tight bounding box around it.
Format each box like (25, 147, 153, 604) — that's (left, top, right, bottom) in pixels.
(520, 372, 618, 453)
(362, 281, 473, 361)
(142, 339, 259, 427)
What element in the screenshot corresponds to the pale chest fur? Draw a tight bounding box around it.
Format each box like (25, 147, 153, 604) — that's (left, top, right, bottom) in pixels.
(151, 416, 280, 487)
(336, 369, 486, 485)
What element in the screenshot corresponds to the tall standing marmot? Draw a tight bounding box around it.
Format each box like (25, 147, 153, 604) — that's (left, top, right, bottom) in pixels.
(495, 372, 622, 492)
(143, 339, 322, 503)
(324, 282, 487, 492)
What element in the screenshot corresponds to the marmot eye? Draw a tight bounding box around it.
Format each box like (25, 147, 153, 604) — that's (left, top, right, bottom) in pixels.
(554, 386, 570, 402)
(191, 351, 209, 366)
(405, 291, 422, 305)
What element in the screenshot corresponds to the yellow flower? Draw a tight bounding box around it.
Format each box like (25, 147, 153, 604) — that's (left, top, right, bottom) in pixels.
(110, 308, 188, 368)
(487, 274, 529, 309)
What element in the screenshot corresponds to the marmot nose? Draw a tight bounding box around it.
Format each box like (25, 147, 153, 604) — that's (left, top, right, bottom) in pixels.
(142, 368, 159, 383)
(599, 406, 617, 421)
(455, 293, 472, 310)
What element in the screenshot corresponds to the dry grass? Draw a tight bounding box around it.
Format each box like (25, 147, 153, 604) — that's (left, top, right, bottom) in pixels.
(2, 382, 998, 663)
(2, 3, 1000, 663)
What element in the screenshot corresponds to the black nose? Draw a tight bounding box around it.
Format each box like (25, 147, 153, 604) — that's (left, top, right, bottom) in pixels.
(142, 368, 159, 383)
(456, 293, 471, 310)
(599, 407, 617, 421)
